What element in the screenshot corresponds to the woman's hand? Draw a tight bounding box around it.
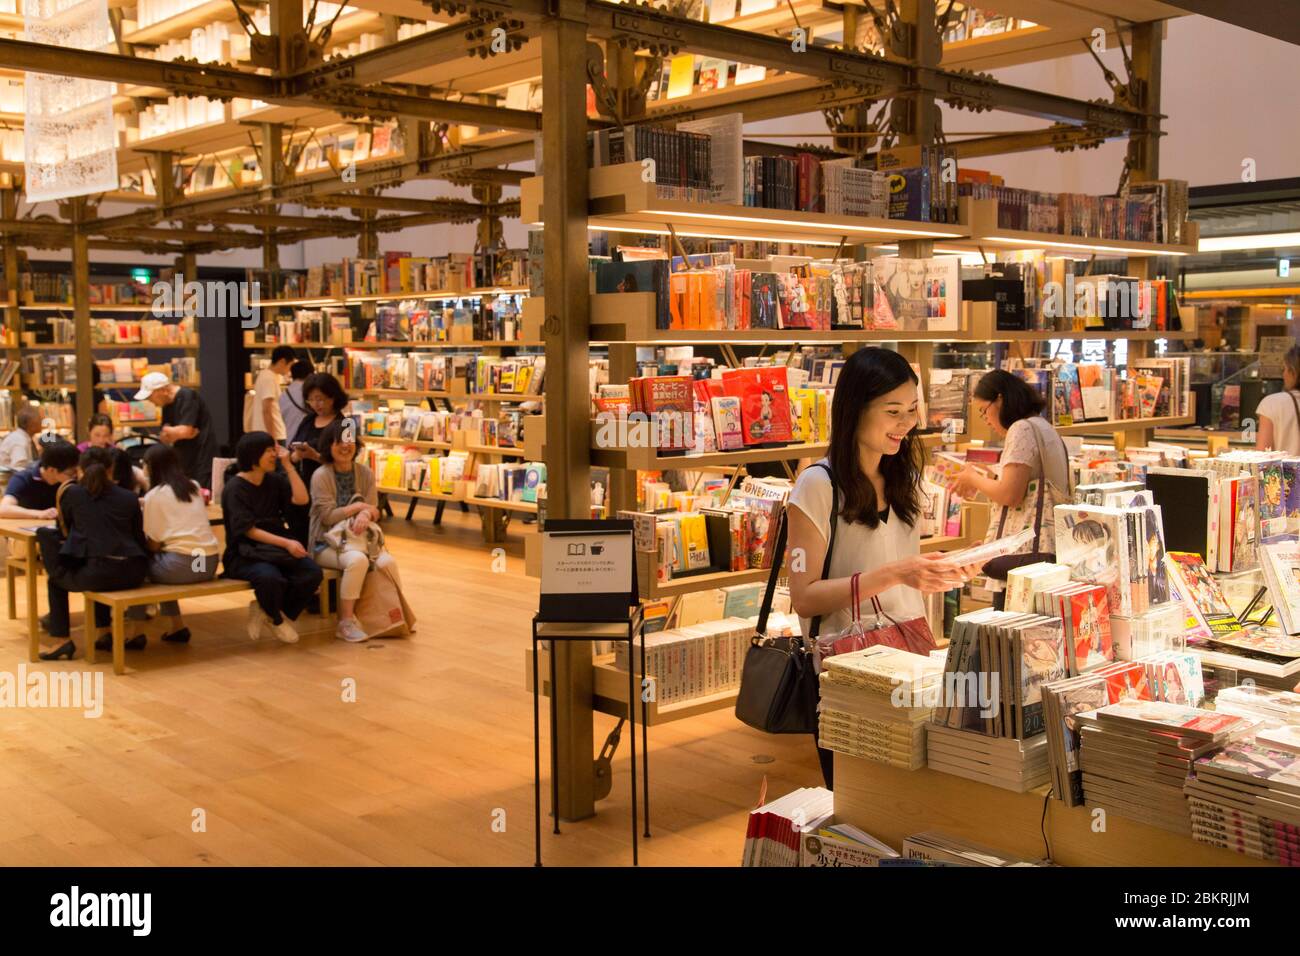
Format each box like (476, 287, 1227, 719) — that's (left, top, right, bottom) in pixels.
(886, 552, 979, 594)
(284, 539, 308, 559)
(297, 445, 321, 463)
(40, 507, 58, 520)
(275, 443, 293, 463)
(350, 510, 371, 534)
(348, 501, 371, 517)
(951, 466, 984, 500)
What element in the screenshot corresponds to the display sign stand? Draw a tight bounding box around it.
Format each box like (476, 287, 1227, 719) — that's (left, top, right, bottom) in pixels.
(534, 520, 648, 866)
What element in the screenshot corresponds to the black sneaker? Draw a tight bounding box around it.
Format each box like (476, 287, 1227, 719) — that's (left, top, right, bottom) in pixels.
(162, 628, 191, 644)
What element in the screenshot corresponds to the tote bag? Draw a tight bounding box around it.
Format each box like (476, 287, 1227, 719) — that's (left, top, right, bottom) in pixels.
(355, 561, 416, 637)
(983, 418, 1071, 580)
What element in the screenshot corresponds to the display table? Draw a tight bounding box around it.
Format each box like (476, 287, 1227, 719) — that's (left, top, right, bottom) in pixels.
(833, 752, 1277, 867)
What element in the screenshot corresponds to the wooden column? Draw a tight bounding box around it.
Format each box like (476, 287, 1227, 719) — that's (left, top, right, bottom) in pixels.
(896, 0, 939, 260)
(70, 205, 93, 438)
(541, 3, 595, 822)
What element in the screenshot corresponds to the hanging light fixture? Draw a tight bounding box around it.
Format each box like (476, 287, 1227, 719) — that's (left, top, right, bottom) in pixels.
(24, 0, 119, 202)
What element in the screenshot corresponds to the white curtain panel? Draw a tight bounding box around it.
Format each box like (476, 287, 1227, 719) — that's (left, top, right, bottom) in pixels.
(24, 0, 119, 202)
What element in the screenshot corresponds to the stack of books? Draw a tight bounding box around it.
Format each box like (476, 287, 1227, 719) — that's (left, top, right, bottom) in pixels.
(741, 787, 833, 867)
(800, 823, 899, 867)
(1213, 685, 1300, 729)
(901, 831, 1043, 867)
(1040, 661, 1152, 806)
(1076, 699, 1258, 833)
(817, 647, 942, 770)
(1185, 741, 1300, 864)
(925, 724, 1050, 793)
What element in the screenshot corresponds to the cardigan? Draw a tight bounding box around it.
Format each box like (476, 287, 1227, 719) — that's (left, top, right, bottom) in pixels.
(308, 462, 377, 551)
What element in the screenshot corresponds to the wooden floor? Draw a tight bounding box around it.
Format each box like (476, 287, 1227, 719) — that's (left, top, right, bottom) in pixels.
(0, 505, 820, 866)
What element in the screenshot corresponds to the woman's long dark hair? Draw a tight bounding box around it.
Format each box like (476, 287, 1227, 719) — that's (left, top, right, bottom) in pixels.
(78, 446, 115, 498)
(973, 369, 1046, 430)
(144, 443, 195, 503)
(110, 447, 139, 494)
(828, 347, 923, 528)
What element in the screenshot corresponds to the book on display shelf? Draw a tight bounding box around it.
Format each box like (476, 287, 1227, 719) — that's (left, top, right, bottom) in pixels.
(1185, 741, 1300, 864)
(801, 823, 900, 868)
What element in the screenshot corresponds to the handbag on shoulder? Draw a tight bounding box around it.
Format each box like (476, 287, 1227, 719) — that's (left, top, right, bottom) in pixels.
(734, 508, 821, 735)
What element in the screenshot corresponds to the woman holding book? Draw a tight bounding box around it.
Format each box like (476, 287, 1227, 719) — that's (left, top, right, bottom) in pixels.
(953, 370, 1072, 609)
(787, 347, 982, 789)
(308, 419, 402, 643)
(1256, 345, 1300, 454)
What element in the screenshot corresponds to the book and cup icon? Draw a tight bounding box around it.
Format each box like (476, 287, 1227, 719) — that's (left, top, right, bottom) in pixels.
(566, 542, 606, 557)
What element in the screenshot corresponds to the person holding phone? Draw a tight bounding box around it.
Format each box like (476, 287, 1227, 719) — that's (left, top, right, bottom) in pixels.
(786, 348, 982, 789)
(286, 372, 349, 545)
(221, 431, 322, 644)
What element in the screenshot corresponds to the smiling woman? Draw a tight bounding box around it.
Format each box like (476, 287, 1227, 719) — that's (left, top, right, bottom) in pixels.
(784, 347, 984, 789)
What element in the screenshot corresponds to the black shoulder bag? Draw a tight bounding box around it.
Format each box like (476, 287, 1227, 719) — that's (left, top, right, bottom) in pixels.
(735, 463, 838, 735)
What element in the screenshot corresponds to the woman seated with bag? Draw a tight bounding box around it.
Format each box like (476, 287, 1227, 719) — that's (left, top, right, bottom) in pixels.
(308, 419, 403, 643)
(784, 348, 982, 787)
(221, 431, 322, 644)
(135, 443, 221, 644)
(953, 370, 1072, 610)
(36, 447, 150, 661)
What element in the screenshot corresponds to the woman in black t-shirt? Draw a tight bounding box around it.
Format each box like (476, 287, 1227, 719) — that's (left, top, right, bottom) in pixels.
(37, 447, 150, 661)
(221, 431, 322, 644)
(286, 372, 348, 544)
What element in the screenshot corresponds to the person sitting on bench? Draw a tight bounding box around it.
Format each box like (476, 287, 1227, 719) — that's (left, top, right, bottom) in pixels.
(221, 431, 322, 645)
(130, 443, 221, 645)
(37, 447, 150, 661)
(308, 419, 401, 643)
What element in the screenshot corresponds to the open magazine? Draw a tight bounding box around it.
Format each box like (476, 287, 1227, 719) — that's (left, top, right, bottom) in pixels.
(932, 528, 1035, 567)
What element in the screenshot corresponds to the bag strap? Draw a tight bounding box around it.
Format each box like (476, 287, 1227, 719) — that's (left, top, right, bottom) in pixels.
(807, 462, 838, 642)
(754, 510, 788, 638)
(54, 479, 72, 537)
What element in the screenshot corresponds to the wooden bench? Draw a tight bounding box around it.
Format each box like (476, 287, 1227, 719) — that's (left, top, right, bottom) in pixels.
(83, 570, 340, 675)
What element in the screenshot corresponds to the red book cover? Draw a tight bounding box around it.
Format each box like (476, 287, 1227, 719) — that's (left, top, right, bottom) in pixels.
(383, 251, 410, 294)
(646, 375, 694, 451)
(1102, 662, 1151, 702)
(721, 367, 794, 446)
(1067, 585, 1114, 673)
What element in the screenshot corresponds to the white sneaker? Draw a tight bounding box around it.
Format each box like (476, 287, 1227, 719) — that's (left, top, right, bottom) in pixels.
(247, 601, 269, 642)
(270, 617, 299, 644)
(336, 618, 369, 643)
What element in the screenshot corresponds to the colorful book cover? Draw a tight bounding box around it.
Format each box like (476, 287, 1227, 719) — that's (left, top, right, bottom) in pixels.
(871, 257, 959, 332)
(645, 376, 695, 451)
(1261, 462, 1290, 542)
(1017, 619, 1067, 736)
(721, 367, 794, 446)
(776, 274, 811, 329)
(1094, 698, 1252, 741)
(749, 273, 782, 330)
(1163, 550, 1242, 640)
(1066, 586, 1114, 674)
(710, 395, 744, 451)
(1054, 507, 1126, 617)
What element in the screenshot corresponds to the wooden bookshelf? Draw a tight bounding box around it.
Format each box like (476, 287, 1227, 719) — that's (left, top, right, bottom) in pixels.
(957, 197, 1200, 258)
(245, 338, 542, 349)
(354, 387, 544, 403)
(365, 435, 453, 451)
(375, 485, 462, 504)
(249, 287, 528, 308)
(526, 646, 737, 726)
(591, 439, 827, 472)
(1053, 414, 1196, 436)
(465, 494, 538, 515)
(521, 163, 969, 246)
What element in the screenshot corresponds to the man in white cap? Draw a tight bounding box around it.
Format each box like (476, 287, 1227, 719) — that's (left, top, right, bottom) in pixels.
(136, 372, 219, 489)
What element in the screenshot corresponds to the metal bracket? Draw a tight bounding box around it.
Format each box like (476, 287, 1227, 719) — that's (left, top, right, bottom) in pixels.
(941, 69, 996, 113)
(593, 717, 625, 802)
